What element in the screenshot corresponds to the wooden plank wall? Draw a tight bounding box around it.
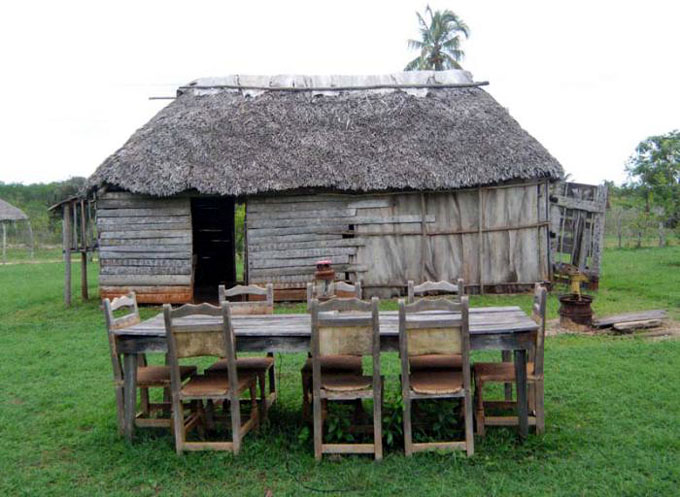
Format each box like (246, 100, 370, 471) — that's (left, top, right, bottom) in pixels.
(97, 192, 193, 303)
(246, 183, 549, 298)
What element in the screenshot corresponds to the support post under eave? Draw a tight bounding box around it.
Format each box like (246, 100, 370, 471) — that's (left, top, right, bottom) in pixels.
(2, 222, 6, 264)
(26, 220, 34, 259)
(80, 199, 88, 300)
(63, 203, 72, 307)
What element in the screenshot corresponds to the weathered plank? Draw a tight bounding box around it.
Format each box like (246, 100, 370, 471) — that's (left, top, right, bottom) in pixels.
(99, 274, 192, 286)
(249, 239, 365, 252)
(100, 231, 191, 240)
(97, 215, 190, 225)
(100, 265, 192, 276)
(593, 310, 667, 328)
(248, 226, 347, 239)
(99, 239, 192, 248)
(250, 264, 368, 277)
(348, 198, 393, 209)
(99, 251, 191, 259)
(249, 233, 341, 243)
(247, 201, 350, 214)
(251, 255, 350, 269)
(101, 258, 192, 267)
(249, 247, 357, 260)
(97, 208, 189, 218)
(554, 195, 605, 214)
(97, 199, 188, 209)
(248, 215, 435, 230)
(612, 319, 664, 332)
(100, 285, 192, 294)
(247, 209, 357, 221)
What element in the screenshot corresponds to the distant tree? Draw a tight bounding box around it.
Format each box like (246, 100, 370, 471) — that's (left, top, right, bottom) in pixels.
(625, 130, 680, 227)
(405, 5, 470, 71)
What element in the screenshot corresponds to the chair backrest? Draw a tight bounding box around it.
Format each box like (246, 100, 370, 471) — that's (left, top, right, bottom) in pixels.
(531, 283, 548, 376)
(407, 278, 464, 304)
(218, 283, 274, 315)
(103, 292, 140, 332)
(399, 296, 471, 394)
(311, 297, 378, 356)
(306, 280, 362, 309)
(102, 292, 141, 380)
(164, 302, 241, 395)
(310, 296, 380, 388)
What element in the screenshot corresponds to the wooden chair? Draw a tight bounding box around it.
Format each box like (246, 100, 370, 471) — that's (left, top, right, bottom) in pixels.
(301, 280, 363, 420)
(473, 283, 547, 435)
(310, 297, 383, 461)
(208, 284, 276, 418)
(406, 278, 465, 373)
(103, 292, 196, 433)
(399, 296, 474, 456)
(164, 302, 259, 454)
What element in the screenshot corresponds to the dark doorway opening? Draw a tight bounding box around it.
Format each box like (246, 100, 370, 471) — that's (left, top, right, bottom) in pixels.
(191, 197, 236, 302)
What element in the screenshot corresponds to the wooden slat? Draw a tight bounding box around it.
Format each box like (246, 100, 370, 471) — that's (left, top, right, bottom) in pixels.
(100, 231, 191, 240)
(99, 274, 192, 285)
(100, 251, 190, 260)
(247, 208, 357, 220)
(97, 199, 187, 209)
(249, 264, 367, 277)
(249, 239, 364, 252)
(101, 258, 192, 267)
(554, 195, 605, 214)
(592, 310, 667, 328)
(100, 266, 192, 276)
(248, 247, 357, 260)
(251, 255, 350, 269)
(249, 215, 435, 230)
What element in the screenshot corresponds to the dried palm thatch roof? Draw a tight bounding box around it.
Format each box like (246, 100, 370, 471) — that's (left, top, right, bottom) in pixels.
(89, 71, 563, 196)
(0, 199, 28, 221)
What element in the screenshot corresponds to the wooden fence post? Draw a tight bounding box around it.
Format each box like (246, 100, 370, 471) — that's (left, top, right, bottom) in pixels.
(63, 203, 72, 307)
(2, 222, 6, 264)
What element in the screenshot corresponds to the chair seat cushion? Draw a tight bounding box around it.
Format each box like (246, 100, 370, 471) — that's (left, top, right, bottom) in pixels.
(180, 372, 257, 398)
(409, 354, 462, 371)
(410, 370, 464, 395)
(207, 356, 274, 374)
(473, 362, 538, 382)
(137, 365, 196, 386)
(321, 374, 373, 392)
(301, 355, 363, 373)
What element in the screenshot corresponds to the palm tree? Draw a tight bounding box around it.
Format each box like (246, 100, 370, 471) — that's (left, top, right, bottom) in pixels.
(405, 5, 470, 71)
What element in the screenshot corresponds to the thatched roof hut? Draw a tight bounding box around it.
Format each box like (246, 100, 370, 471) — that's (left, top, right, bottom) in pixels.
(0, 199, 28, 221)
(89, 71, 564, 302)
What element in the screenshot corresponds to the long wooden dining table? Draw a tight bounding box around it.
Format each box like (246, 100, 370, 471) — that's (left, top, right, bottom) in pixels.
(113, 306, 538, 442)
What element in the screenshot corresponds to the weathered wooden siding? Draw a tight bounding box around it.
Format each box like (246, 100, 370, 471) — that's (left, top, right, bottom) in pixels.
(246, 182, 550, 298)
(97, 192, 193, 303)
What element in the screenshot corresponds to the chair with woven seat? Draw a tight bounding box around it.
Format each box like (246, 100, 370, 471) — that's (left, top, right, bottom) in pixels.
(103, 292, 196, 433)
(301, 280, 363, 420)
(164, 302, 259, 454)
(473, 283, 547, 435)
(310, 296, 383, 461)
(406, 278, 465, 374)
(207, 283, 276, 418)
(399, 295, 474, 456)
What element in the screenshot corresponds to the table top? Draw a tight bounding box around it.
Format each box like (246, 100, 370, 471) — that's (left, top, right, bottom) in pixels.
(115, 306, 538, 338)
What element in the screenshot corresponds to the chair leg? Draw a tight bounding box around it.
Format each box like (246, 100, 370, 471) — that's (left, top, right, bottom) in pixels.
(373, 382, 383, 461)
(267, 353, 276, 395)
(301, 371, 311, 422)
(501, 351, 513, 400)
(464, 390, 475, 457)
(313, 389, 323, 461)
(475, 377, 486, 437)
(258, 373, 267, 421)
(535, 379, 545, 434)
(171, 397, 185, 455)
(205, 400, 215, 432)
(403, 396, 413, 456)
(230, 393, 242, 455)
(114, 383, 125, 435)
(528, 380, 536, 414)
(140, 387, 150, 417)
(250, 383, 260, 431)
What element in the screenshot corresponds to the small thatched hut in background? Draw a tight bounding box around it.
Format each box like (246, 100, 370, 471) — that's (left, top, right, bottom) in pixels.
(0, 199, 32, 263)
(88, 71, 563, 303)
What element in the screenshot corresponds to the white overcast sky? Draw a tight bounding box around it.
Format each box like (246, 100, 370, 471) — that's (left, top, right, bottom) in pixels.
(0, 0, 678, 185)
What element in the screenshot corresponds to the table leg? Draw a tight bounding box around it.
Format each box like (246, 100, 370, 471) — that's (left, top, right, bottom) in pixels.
(514, 349, 528, 440)
(123, 353, 138, 441)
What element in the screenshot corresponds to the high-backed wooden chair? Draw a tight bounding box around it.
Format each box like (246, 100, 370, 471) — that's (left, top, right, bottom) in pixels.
(208, 284, 276, 417)
(406, 279, 465, 373)
(310, 297, 383, 461)
(301, 280, 363, 419)
(399, 296, 474, 456)
(473, 283, 547, 435)
(103, 292, 196, 433)
(164, 302, 259, 454)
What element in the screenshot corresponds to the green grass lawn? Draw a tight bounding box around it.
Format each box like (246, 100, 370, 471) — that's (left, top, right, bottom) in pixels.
(1, 246, 679, 496)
